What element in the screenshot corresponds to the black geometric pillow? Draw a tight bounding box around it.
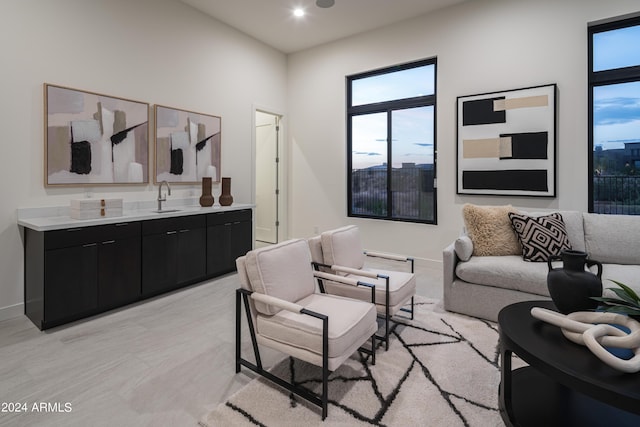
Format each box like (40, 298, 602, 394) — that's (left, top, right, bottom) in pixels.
(508, 212, 572, 262)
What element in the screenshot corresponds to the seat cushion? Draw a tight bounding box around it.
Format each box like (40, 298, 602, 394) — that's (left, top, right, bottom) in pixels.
(321, 225, 365, 269)
(256, 293, 376, 359)
(245, 239, 316, 315)
(322, 268, 416, 314)
(456, 255, 550, 297)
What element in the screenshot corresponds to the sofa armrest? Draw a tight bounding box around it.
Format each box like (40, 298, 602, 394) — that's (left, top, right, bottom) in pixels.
(443, 242, 460, 305)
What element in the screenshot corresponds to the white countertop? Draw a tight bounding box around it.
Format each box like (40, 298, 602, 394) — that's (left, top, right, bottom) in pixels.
(18, 201, 254, 232)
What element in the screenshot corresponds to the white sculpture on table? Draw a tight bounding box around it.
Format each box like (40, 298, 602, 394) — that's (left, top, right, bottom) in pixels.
(531, 307, 640, 373)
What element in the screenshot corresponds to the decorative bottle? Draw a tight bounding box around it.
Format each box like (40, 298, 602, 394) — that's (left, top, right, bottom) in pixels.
(199, 177, 214, 207)
(219, 177, 233, 206)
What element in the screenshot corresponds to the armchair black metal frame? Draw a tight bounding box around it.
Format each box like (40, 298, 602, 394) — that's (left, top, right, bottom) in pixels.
(314, 251, 415, 351)
(235, 269, 377, 420)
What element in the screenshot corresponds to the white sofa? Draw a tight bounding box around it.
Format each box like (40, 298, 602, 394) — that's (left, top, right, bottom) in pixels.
(443, 210, 640, 322)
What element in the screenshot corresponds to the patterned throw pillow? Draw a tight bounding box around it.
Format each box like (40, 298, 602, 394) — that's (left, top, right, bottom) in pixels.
(508, 212, 572, 262)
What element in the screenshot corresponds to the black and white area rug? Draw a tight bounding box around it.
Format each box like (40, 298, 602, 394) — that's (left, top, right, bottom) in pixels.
(201, 297, 511, 427)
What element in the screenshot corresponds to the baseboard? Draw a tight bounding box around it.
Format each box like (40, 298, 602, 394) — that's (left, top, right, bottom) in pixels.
(0, 302, 24, 322)
(414, 257, 442, 270)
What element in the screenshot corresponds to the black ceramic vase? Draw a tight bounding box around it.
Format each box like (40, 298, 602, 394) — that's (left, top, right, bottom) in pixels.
(547, 250, 603, 314)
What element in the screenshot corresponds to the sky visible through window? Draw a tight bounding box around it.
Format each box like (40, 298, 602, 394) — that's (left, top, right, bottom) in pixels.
(593, 25, 640, 152)
(352, 108, 434, 170)
(351, 65, 434, 170)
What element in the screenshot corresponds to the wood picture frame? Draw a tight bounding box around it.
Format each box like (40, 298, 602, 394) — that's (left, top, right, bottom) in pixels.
(154, 104, 221, 184)
(44, 83, 149, 186)
(456, 83, 557, 197)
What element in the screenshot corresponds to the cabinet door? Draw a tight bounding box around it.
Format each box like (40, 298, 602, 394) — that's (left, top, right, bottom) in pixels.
(142, 232, 178, 296)
(207, 209, 252, 276)
(229, 220, 252, 262)
(44, 243, 98, 323)
(177, 227, 206, 284)
(98, 236, 141, 308)
(206, 223, 230, 276)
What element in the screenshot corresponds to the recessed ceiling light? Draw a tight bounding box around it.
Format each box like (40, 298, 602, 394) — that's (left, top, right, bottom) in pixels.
(293, 8, 305, 17)
(316, 0, 335, 7)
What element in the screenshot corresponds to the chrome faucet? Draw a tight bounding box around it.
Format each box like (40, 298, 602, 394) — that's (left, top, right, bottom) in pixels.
(157, 180, 171, 211)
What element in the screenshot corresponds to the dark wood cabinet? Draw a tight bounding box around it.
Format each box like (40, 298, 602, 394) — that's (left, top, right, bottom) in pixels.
(25, 221, 141, 329)
(141, 215, 206, 296)
(206, 209, 252, 275)
(98, 228, 141, 309)
(23, 208, 251, 330)
(44, 242, 98, 323)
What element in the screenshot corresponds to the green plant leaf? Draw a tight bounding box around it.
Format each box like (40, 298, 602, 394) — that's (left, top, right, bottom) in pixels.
(599, 305, 640, 316)
(608, 279, 640, 304)
(606, 287, 639, 305)
(592, 295, 636, 306)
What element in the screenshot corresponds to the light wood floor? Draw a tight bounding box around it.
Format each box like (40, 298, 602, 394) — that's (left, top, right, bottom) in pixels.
(0, 256, 443, 427)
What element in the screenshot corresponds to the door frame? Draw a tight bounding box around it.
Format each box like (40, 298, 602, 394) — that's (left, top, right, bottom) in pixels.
(252, 104, 287, 244)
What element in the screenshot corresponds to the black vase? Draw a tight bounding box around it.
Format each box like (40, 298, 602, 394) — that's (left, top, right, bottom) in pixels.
(547, 250, 603, 314)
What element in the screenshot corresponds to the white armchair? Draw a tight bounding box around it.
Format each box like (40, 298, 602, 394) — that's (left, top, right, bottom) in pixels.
(235, 238, 377, 420)
(308, 225, 416, 350)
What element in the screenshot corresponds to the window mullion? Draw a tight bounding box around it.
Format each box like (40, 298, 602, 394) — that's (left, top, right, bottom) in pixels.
(387, 110, 393, 219)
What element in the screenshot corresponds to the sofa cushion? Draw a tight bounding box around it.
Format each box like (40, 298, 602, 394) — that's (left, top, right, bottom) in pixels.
(462, 204, 521, 256)
(456, 255, 550, 296)
(509, 212, 571, 262)
(515, 210, 585, 252)
(584, 213, 640, 265)
(598, 264, 640, 297)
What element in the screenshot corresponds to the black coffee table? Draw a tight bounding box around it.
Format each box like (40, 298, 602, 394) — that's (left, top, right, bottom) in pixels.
(498, 300, 640, 427)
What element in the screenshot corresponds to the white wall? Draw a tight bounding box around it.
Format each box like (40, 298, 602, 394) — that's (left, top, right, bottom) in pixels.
(286, 0, 640, 264)
(0, 0, 287, 319)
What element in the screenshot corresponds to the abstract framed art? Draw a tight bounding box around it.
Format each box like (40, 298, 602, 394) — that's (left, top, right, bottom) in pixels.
(456, 83, 557, 197)
(154, 105, 221, 184)
(45, 83, 149, 186)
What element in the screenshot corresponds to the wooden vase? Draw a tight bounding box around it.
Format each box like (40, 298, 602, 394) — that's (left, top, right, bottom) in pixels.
(199, 177, 214, 207)
(219, 177, 233, 206)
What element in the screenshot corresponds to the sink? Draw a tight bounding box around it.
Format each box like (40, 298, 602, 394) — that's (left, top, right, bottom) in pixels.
(152, 209, 181, 214)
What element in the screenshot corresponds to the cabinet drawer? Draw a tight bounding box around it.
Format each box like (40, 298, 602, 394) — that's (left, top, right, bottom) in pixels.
(45, 222, 140, 250)
(142, 215, 206, 235)
(207, 209, 251, 226)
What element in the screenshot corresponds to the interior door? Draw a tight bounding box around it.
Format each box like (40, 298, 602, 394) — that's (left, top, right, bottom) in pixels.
(255, 111, 279, 244)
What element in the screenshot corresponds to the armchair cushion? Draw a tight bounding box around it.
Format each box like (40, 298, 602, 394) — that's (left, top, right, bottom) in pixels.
(245, 239, 316, 315)
(321, 225, 366, 269)
(257, 293, 377, 359)
(322, 268, 416, 315)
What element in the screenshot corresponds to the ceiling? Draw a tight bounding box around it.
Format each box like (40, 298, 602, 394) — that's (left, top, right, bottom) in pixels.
(179, 0, 469, 53)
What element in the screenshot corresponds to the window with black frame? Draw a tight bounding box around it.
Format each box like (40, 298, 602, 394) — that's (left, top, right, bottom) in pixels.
(589, 16, 640, 215)
(347, 58, 437, 224)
